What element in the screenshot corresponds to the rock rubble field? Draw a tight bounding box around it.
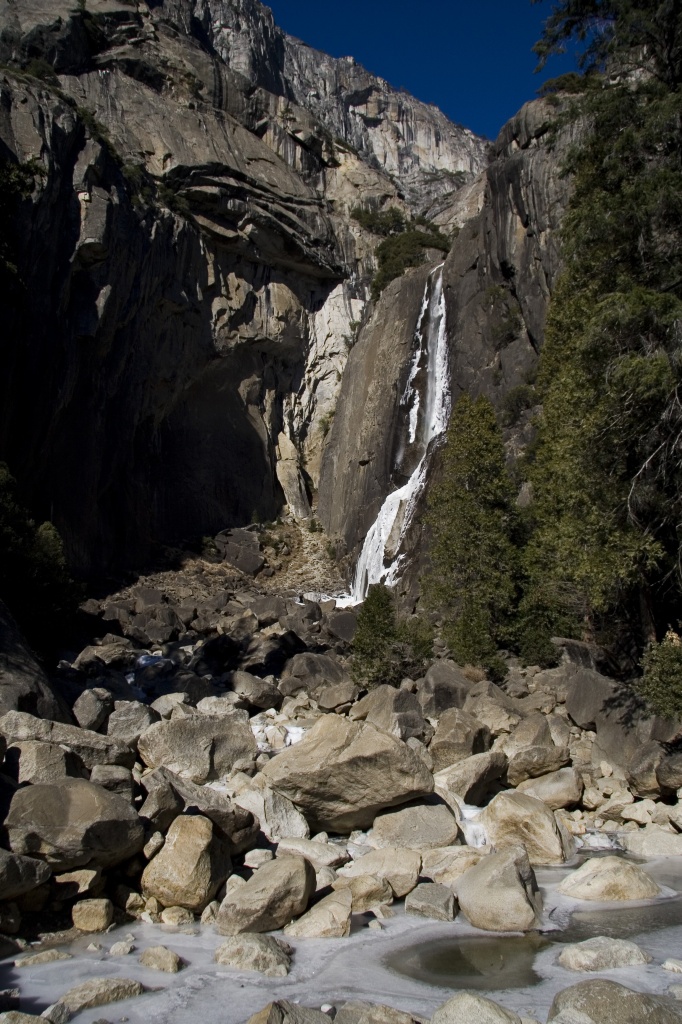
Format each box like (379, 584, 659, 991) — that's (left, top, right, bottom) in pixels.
(2, 543, 682, 1023)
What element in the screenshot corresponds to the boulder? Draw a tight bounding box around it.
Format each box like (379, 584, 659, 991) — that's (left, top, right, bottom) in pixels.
(283, 887, 352, 938)
(142, 768, 258, 852)
(0, 848, 51, 899)
(228, 773, 310, 842)
(216, 855, 315, 934)
(137, 715, 257, 783)
(658, 753, 682, 792)
(500, 714, 553, 758)
(428, 708, 491, 772)
(139, 945, 182, 972)
(317, 680, 359, 711)
(0, 600, 70, 723)
(349, 686, 427, 742)
(72, 898, 113, 932)
(214, 933, 292, 977)
(432, 992, 523, 1024)
(417, 661, 472, 717)
(547, 979, 682, 1023)
(57, 978, 144, 1014)
(367, 803, 459, 850)
(276, 837, 348, 869)
(326, 609, 358, 643)
(0, 711, 134, 769)
(214, 529, 264, 576)
(336, 847, 421, 898)
(420, 846, 485, 887)
(557, 936, 653, 972)
(480, 792, 575, 865)
(627, 741, 665, 799)
(404, 882, 456, 922)
(506, 746, 571, 787)
(334, 1003, 419, 1024)
(517, 768, 583, 810)
(107, 702, 160, 748)
(5, 739, 87, 785)
(228, 671, 282, 711)
(557, 856, 660, 901)
(619, 824, 682, 857)
(435, 752, 508, 806)
(279, 653, 350, 698)
(245, 1001, 329, 1024)
(6, 778, 144, 870)
(138, 768, 184, 832)
(141, 814, 230, 911)
(89, 764, 133, 800)
(456, 847, 542, 932)
(331, 874, 393, 913)
(72, 688, 114, 731)
(259, 716, 434, 832)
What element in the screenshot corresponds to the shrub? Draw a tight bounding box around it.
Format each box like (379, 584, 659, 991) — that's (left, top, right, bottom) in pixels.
(501, 384, 536, 427)
(351, 584, 433, 688)
(637, 630, 682, 720)
(351, 205, 406, 236)
(372, 227, 449, 300)
(0, 463, 78, 654)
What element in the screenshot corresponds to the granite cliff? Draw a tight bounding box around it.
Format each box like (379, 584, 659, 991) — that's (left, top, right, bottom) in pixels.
(0, 0, 485, 579)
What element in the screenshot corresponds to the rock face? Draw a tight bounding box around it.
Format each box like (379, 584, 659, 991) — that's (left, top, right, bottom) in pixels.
(320, 99, 573, 594)
(5, 778, 145, 870)
(216, 855, 315, 934)
(259, 716, 434, 831)
(0, 0, 485, 577)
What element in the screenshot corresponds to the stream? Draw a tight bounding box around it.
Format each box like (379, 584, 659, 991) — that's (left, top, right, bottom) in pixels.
(3, 855, 682, 1024)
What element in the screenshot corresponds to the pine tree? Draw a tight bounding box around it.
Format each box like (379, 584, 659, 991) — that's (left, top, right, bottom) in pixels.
(523, 2, 682, 659)
(422, 394, 518, 673)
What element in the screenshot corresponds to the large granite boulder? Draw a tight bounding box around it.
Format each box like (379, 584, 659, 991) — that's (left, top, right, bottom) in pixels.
(283, 887, 352, 938)
(434, 751, 508, 806)
(432, 992, 523, 1024)
(259, 716, 434, 831)
(6, 740, 88, 785)
(228, 773, 310, 842)
(279, 653, 350, 698)
(141, 814, 230, 911)
(137, 715, 257, 783)
(517, 768, 583, 810)
(349, 685, 427, 742)
(140, 768, 258, 852)
(216, 855, 315, 934)
(428, 708, 491, 772)
(547, 980, 682, 1023)
(506, 745, 570, 787)
(557, 856, 660, 901)
(245, 1002, 329, 1024)
(336, 846, 421, 898)
(0, 848, 51, 899)
(367, 803, 459, 850)
(214, 934, 292, 977)
(0, 711, 134, 769)
(416, 661, 472, 718)
(5, 778, 145, 870)
(557, 936, 652, 972)
(480, 791, 575, 865)
(456, 846, 543, 933)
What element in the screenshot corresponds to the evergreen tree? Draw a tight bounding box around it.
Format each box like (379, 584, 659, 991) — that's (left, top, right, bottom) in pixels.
(422, 394, 518, 673)
(351, 584, 433, 688)
(524, 2, 682, 659)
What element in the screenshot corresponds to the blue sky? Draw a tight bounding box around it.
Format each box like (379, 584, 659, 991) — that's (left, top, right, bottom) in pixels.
(266, 0, 580, 140)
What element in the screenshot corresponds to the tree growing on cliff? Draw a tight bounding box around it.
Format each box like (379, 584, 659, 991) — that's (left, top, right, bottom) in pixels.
(422, 394, 518, 675)
(522, 1, 682, 659)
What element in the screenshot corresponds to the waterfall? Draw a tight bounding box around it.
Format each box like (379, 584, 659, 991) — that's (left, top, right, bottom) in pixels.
(338, 264, 451, 606)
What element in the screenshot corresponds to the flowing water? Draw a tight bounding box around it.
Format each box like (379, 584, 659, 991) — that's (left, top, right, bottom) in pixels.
(337, 264, 451, 606)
